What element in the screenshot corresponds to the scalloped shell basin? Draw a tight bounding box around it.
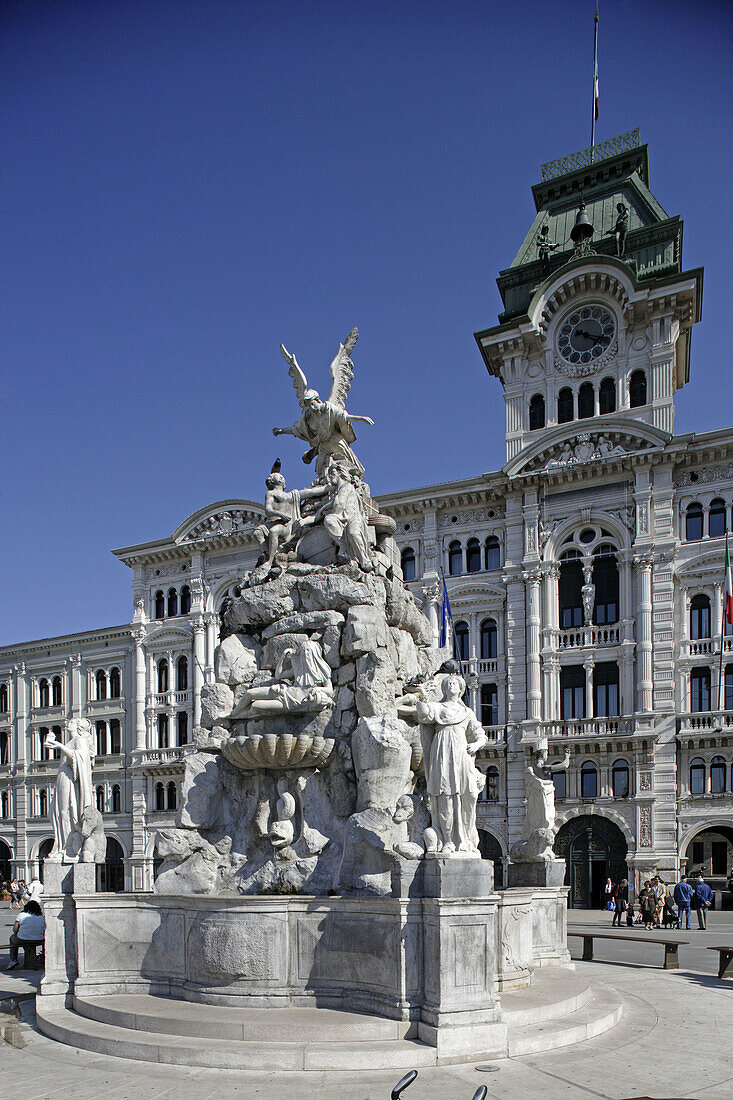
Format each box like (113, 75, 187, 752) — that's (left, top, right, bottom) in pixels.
(222, 731, 335, 770)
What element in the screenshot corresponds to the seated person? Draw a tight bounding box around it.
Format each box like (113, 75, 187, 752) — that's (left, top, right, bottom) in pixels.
(5, 900, 44, 970)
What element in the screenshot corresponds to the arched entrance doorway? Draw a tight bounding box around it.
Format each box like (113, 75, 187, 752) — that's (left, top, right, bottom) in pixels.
(478, 829, 504, 889)
(0, 839, 11, 884)
(37, 838, 54, 885)
(555, 815, 628, 909)
(96, 837, 125, 892)
(682, 825, 733, 891)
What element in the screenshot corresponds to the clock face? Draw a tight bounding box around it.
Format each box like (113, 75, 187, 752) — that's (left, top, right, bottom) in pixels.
(557, 305, 615, 366)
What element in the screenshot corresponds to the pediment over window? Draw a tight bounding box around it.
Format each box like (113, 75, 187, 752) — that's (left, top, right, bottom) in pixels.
(505, 417, 670, 477)
(172, 500, 265, 545)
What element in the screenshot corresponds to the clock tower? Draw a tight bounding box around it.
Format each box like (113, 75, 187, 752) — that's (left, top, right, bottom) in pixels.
(474, 130, 703, 474)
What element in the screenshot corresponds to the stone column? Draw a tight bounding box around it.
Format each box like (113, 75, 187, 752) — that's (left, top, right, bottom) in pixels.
(523, 568, 542, 721)
(205, 613, 218, 683)
(192, 617, 205, 728)
(634, 554, 653, 712)
(618, 551, 634, 644)
(133, 628, 147, 751)
(422, 581, 442, 649)
(584, 657, 594, 719)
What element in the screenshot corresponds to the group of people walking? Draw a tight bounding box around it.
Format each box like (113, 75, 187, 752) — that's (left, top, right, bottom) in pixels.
(604, 873, 713, 930)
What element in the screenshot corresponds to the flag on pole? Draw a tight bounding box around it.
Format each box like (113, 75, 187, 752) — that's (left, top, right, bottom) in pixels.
(439, 576, 452, 649)
(725, 533, 733, 626)
(593, 4, 599, 121)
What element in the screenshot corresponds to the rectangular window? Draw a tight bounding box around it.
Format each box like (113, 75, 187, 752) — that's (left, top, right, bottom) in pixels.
(692, 841, 705, 865)
(157, 714, 169, 749)
(560, 667, 585, 720)
(0, 732, 9, 765)
(712, 841, 728, 876)
(552, 771, 566, 800)
(593, 662, 619, 717)
(690, 669, 711, 713)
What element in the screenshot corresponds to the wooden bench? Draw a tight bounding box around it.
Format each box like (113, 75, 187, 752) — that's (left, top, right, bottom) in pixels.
(3, 939, 44, 969)
(567, 930, 688, 970)
(708, 946, 733, 979)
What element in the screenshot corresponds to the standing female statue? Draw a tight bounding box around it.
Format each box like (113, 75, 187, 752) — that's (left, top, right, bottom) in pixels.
(45, 718, 95, 862)
(416, 675, 488, 855)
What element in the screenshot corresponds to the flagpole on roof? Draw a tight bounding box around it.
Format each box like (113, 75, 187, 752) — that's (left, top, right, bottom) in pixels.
(591, 1, 599, 151)
(718, 532, 731, 714)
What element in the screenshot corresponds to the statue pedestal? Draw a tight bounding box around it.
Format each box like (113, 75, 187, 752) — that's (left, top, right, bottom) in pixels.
(423, 853, 494, 898)
(40, 862, 97, 1006)
(508, 858, 566, 888)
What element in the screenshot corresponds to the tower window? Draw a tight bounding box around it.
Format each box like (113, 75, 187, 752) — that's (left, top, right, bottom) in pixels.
(599, 376, 616, 415)
(578, 382, 594, 419)
(529, 393, 545, 431)
(629, 369, 647, 408)
(557, 387, 573, 424)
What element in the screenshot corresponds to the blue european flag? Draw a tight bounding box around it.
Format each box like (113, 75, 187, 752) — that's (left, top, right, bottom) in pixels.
(439, 576, 452, 648)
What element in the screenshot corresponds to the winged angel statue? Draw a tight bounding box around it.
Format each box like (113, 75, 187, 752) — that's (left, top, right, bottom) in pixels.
(273, 327, 374, 476)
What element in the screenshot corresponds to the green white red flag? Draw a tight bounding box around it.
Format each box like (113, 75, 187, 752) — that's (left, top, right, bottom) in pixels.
(721, 534, 726, 629)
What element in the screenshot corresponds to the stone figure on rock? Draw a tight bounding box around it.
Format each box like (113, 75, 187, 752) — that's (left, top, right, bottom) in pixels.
(237, 634, 334, 716)
(315, 463, 374, 572)
(416, 674, 488, 856)
(274, 328, 374, 477)
(510, 745, 570, 863)
(45, 718, 96, 863)
(79, 806, 107, 864)
(339, 794, 423, 895)
(252, 459, 327, 576)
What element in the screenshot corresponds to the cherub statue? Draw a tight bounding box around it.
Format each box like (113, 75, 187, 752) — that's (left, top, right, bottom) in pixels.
(252, 459, 327, 572)
(273, 328, 374, 476)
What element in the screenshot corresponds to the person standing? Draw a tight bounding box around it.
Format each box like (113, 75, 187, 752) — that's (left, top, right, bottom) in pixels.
(9, 877, 20, 909)
(603, 877, 615, 911)
(639, 881, 656, 930)
(612, 879, 628, 927)
(673, 873, 695, 930)
(694, 875, 713, 930)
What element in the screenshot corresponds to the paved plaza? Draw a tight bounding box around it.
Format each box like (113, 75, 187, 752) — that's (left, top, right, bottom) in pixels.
(0, 906, 731, 1099)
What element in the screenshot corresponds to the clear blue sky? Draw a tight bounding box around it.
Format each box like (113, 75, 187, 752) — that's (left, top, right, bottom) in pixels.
(1, 0, 730, 645)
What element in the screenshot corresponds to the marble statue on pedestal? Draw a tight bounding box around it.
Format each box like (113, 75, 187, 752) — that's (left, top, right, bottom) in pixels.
(273, 328, 374, 476)
(45, 718, 98, 863)
(416, 674, 488, 856)
(511, 746, 570, 863)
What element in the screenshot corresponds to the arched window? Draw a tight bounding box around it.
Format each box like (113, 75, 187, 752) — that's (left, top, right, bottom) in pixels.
(690, 595, 711, 639)
(167, 782, 178, 811)
(96, 786, 105, 813)
(157, 714, 169, 749)
(0, 792, 8, 817)
(176, 656, 188, 692)
(561, 665, 585, 719)
(154, 590, 165, 619)
(711, 756, 726, 794)
(557, 387, 573, 424)
(578, 382, 594, 419)
(401, 547, 416, 581)
(167, 588, 178, 618)
(448, 541, 463, 576)
(559, 550, 583, 629)
(180, 585, 191, 615)
(484, 766, 499, 802)
(480, 683, 498, 726)
(0, 733, 8, 765)
(529, 393, 545, 431)
(157, 659, 169, 694)
(96, 721, 107, 757)
(109, 719, 121, 755)
(38, 679, 50, 708)
(95, 669, 107, 701)
(38, 728, 49, 760)
(690, 668, 711, 713)
(466, 538, 481, 573)
(484, 536, 501, 571)
(612, 759, 630, 799)
(689, 757, 705, 795)
(453, 621, 470, 662)
(629, 369, 647, 408)
(480, 619, 498, 660)
(685, 502, 704, 541)
(580, 761, 598, 798)
(109, 667, 121, 698)
(155, 782, 165, 811)
(52, 677, 62, 706)
(725, 664, 733, 710)
(593, 545, 619, 624)
(709, 498, 727, 538)
(176, 711, 188, 746)
(0, 684, 7, 712)
(39, 788, 48, 816)
(599, 376, 616, 415)
(111, 784, 121, 813)
(593, 662, 619, 717)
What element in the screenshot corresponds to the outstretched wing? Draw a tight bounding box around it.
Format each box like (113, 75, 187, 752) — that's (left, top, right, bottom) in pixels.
(327, 326, 359, 409)
(280, 343, 309, 407)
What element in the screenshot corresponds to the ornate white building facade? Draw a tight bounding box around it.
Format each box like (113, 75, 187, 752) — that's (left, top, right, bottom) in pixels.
(1, 132, 731, 905)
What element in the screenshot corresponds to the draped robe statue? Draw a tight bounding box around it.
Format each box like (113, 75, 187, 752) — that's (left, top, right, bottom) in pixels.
(45, 718, 95, 863)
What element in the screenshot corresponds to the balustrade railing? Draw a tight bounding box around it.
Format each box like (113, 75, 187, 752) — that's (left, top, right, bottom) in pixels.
(557, 624, 620, 649)
(540, 129, 641, 181)
(151, 690, 192, 707)
(680, 637, 733, 658)
(135, 745, 194, 766)
(542, 717, 633, 739)
(678, 711, 733, 732)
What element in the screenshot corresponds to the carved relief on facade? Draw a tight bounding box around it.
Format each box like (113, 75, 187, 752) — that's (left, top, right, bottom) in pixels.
(675, 462, 733, 487)
(438, 505, 504, 528)
(639, 804, 653, 848)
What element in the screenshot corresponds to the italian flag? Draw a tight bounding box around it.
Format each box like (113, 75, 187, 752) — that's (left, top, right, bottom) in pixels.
(721, 534, 726, 629)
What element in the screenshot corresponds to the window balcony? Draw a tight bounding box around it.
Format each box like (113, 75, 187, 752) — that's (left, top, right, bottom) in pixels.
(680, 637, 733, 659)
(133, 744, 194, 771)
(678, 711, 733, 734)
(87, 697, 126, 714)
(150, 690, 192, 708)
(465, 657, 500, 676)
(542, 717, 634, 739)
(557, 624, 620, 650)
(480, 725, 505, 744)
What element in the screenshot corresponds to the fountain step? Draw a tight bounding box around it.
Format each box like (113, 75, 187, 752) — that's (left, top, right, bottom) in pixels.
(500, 968, 592, 1026)
(507, 986, 624, 1056)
